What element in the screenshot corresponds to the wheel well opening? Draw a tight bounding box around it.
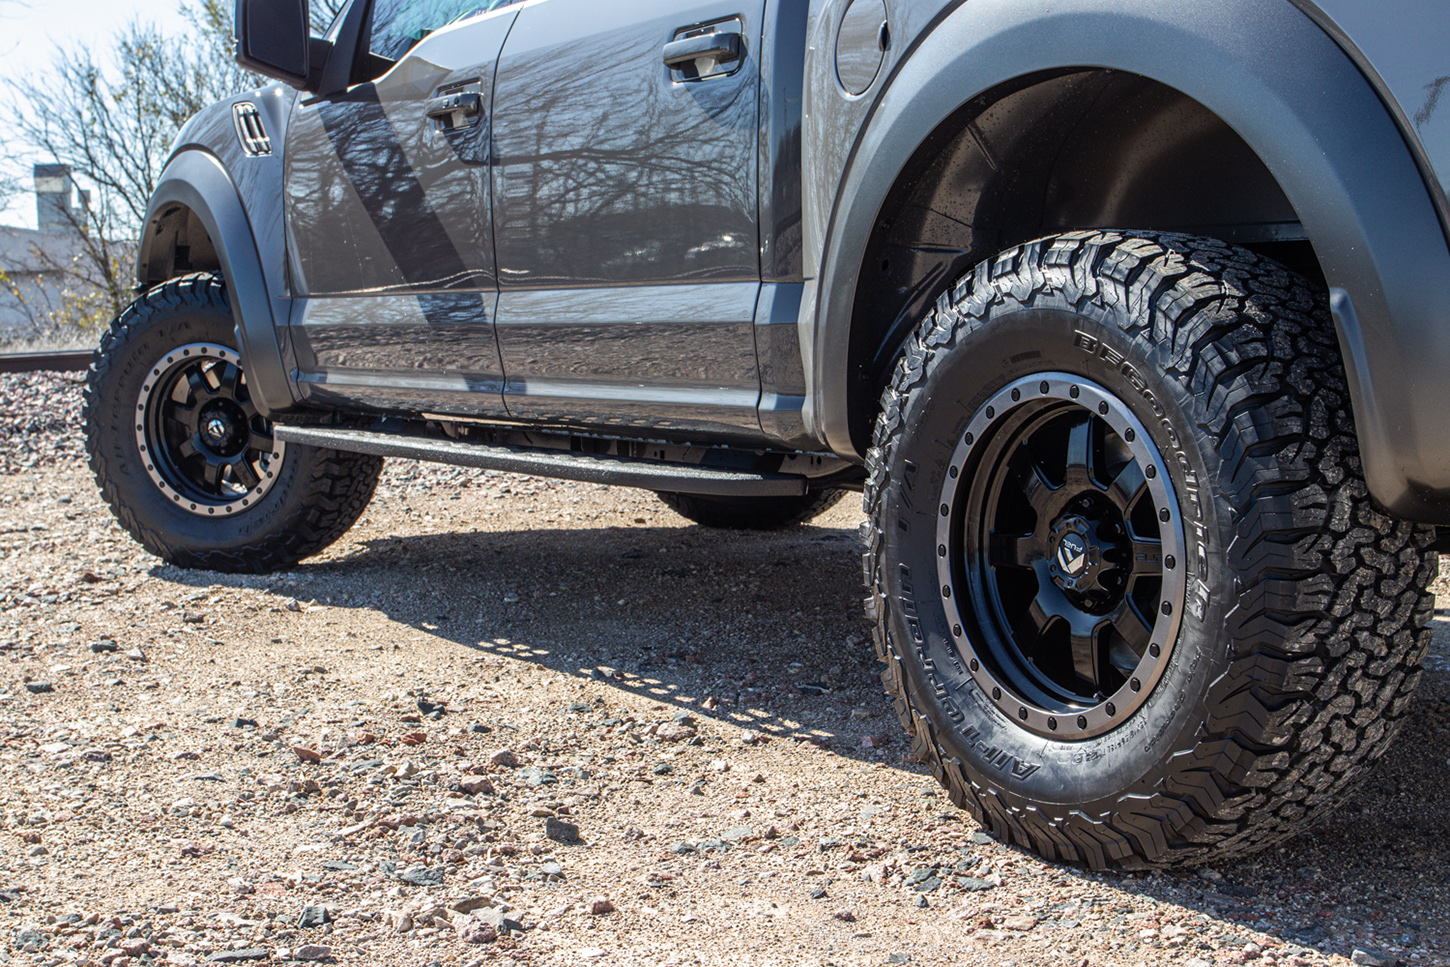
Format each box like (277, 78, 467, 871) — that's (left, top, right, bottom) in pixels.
(846, 69, 1325, 452)
(137, 203, 221, 288)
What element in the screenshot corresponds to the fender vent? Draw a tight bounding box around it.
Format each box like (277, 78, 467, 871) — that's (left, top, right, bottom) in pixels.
(232, 102, 272, 157)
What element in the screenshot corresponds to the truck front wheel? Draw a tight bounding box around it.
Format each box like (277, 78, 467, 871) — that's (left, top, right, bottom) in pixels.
(863, 232, 1436, 867)
(84, 274, 382, 573)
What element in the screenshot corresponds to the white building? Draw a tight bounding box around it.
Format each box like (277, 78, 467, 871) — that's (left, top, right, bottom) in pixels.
(0, 165, 105, 340)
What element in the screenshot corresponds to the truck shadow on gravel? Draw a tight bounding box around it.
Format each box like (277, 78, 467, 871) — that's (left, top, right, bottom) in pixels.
(161, 523, 1450, 964)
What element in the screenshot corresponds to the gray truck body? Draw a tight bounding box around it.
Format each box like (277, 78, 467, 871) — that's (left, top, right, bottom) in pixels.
(138, 0, 1450, 521)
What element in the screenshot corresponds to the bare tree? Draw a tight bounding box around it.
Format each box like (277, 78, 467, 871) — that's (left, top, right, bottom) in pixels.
(1, 2, 268, 333)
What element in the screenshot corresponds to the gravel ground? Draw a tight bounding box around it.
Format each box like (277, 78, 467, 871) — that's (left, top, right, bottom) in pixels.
(0, 370, 1446, 967)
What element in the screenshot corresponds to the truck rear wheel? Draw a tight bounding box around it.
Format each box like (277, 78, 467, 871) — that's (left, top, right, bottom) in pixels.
(657, 489, 846, 530)
(84, 274, 382, 573)
(863, 232, 1436, 867)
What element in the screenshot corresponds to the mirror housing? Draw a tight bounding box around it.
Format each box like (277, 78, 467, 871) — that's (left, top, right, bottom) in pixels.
(235, 0, 324, 91)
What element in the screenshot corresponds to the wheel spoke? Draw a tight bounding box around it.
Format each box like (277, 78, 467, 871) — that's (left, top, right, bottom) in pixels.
(246, 430, 274, 455)
(1007, 447, 1057, 519)
(233, 457, 262, 491)
(161, 399, 196, 432)
(1063, 414, 1106, 491)
(1107, 598, 1154, 660)
(1107, 458, 1147, 512)
(214, 362, 241, 398)
(186, 368, 215, 400)
(1067, 613, 1106, 694)
(1125, 537, 1164, 586)
(200, 459, 224, 488)
(177, 436, 199, 459)
(988, 532, 1038, 569)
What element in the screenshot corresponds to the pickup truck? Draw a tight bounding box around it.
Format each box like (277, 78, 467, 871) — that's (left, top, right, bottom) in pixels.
(83, 0, 1450, 869)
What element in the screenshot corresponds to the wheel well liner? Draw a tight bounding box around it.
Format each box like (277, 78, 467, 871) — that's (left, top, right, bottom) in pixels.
(849, 69, 1310, 431)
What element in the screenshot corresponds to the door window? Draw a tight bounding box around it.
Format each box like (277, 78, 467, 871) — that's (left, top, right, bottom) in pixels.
(368, 0, 520, 60)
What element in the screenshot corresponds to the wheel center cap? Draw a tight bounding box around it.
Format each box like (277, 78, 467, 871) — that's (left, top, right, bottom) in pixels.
(1047, 515, 1117, 599)
(204, 414, 231, 442)
(1056, 533, 1089, 576)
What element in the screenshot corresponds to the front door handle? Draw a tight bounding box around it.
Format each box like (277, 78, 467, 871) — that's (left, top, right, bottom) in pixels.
(425, 91, 482, 128)
(662, 31, 741, 69)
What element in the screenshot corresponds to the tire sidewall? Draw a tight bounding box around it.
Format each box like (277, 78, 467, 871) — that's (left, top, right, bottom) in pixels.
(880, 304, 1234, 812)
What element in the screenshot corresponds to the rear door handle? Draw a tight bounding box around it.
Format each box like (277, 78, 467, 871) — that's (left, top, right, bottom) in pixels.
(662, 31, 741, 69)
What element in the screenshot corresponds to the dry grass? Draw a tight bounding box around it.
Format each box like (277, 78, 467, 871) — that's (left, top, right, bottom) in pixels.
(0, 326, 99, 353)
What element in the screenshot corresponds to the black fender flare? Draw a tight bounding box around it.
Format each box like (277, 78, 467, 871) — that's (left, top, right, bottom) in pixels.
(813, 0, 1450, 523)
(135, 150, 297, 417)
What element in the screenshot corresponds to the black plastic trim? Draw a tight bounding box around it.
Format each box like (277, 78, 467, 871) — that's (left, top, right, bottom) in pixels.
(758, 0, 808, 282)
(137, 150, 297, 417)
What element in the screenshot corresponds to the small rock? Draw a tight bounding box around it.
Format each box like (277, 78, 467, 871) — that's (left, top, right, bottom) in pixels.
(183, 611, 207, 623)
(90, 640, 118, 653)
(23, 681, 52, 694)
(861, 734, 890, 749)
(476, 908, 523, 933)
(460, 776, 494, 796)
(294, 945, 332, 962)
(958, 876, 994, 892)
(296, 904, 332, 928)
(518, 766, 557, 786)
(589, 897, 615, 915)
(1351, 948, 1395, 967)
(887, 955, 912, 965)
(489, 749, 520, 768)
(292, 746, 322, 763)
(207, 951, 270, 963)
(399, 865, 445, 887)
(721, 825, 754, 843)
(652, 762, 674, 775)
(656, 722, 696, 743)
(913, 875, 942, 893)
(454, 916, 497, 944)
(448, 895, 493, 914)
(832, 909, 856, 922)
(545, 817, 580, 842)
(384, 910, 413, 933)
(968, 830, 994, 846)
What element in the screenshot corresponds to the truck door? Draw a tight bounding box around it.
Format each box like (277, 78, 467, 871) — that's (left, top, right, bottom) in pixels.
(490, 0, 768, 439)
(283, 0, 520, 418)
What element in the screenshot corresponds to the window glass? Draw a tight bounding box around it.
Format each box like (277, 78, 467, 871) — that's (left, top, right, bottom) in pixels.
(368, 0, 520, 60)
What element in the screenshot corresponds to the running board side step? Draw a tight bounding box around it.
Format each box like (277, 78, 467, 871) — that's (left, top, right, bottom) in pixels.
(272, 425, 808, 497)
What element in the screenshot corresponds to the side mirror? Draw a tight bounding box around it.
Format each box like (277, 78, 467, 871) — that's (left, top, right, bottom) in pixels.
(235, 0, 320, 90)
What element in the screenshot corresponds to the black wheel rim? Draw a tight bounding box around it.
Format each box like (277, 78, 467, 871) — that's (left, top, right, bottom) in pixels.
(135, 343, 285, 516)
(936, 374, 1187, 739)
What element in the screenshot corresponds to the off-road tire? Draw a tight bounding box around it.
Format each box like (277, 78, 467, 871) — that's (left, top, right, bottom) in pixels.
(862, 231, 1436, 868)
(657, 489, 846, 530)
(84, 274, 382, 573)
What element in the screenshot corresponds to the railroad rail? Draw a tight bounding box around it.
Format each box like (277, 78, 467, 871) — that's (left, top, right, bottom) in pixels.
(0, 350, 92, 374)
